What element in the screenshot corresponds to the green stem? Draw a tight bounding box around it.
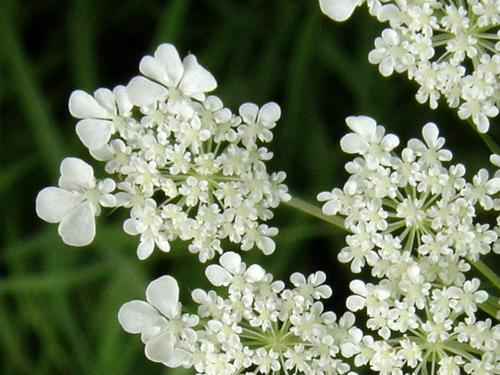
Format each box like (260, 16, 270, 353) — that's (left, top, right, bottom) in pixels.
(466, 118, 500, 155)
(472, 260, 500, 291)
(478, 297, 499, 321)
(284, 196, 346, 231)
(478, 132, 500, 155)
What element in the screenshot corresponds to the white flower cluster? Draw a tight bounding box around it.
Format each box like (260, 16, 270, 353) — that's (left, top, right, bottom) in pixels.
(318, 115, 500, 373)
(36, 43, 290, 262)
(119, 252, 360, 375)
(344, 276, 499, 374)
(319, 0, 500, 133)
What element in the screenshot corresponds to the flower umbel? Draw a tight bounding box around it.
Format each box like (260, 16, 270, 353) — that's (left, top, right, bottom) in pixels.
(118, 252, 361, 374)
(320, 0, 500, 133)
(36, 43, 290, 262)
(318, 116, 500, 374)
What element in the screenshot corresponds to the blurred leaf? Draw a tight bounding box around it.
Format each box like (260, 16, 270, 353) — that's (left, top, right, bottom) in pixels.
(68, 0, 98, 89)
(0, 156, 38, 197)
(0, 263, 107, 293)
(0, 3, 67, 177)
(0, 300, 32, 373)
(151, 0, 191, 47)
(278, 7, 319, 171)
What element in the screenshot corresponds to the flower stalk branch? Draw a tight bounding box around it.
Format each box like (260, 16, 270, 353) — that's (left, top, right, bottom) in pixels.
(285, 196, 346, 231)
(472, 259, 500, 291)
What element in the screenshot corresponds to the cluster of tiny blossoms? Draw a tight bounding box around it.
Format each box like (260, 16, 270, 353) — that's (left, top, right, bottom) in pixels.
(118, 252, 360, 375)
(318, 116, 500, 374)
(320, 0, 499, 132)
(35, 43, 290, 262)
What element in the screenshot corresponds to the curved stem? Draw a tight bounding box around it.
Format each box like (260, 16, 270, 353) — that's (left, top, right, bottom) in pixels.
(284, 196, 346, 231)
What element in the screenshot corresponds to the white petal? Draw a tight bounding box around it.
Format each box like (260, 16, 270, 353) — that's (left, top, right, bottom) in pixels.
(317, 191, 334, 202)
(68, 90, 109, 119)
(258, 102, 281, 124)
(322, 200, 340, 216)
(59, 157, 95, 191)
(99, 178, 116, 193)
(340, 133, 369, 154)
(244, 264, 266, 282)
(58, 202, 96, 246)
(140, 56, 169, 86)
(145, 334, 190, 367)
(475, 114, 489, 133)
(239, 103, 259, 124)
(179, 55, 217, 98)
(319, 0, 362, 22)
(316, 285, 332, 298)
(155, 235, 171, 253)
(94, 88, 117, 114)
(293, 274, 308, 290)
(340, 342, 358, 357)
(486, 177, 500, 194)
(218, 252, 242, 274)
(381, 134, 399, 151)
(349, 279, 366, 295)
(379, 57, 394, 77)
(89, 145, 113, 161)
(123, 218, 138, 235)
(422, 122, 439, 147)
(137, 238, 154, 260)
(118, 300, 162, 334)
(258, 236, 276, 255)
(113, 85, 133, 115)
(36, 187, 82, 223)
(346, 295, 365, 311)
(99, 194, 116, 207)
(126, 76, 167, 107)
(345, 116, 377, 138)
(377, 4, 399, 22)
(490, 154, 500, 167)
(154, 43, 184, 87)
(191, 289, 207, 304)
(146, 275, 179, 318)
(205, 264, 232, 286)
(76, 119, 113, 150)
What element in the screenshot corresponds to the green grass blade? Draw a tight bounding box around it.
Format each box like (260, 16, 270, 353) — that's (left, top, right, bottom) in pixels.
(0, 263, 108, 293)
(151, 0, 191, 47)
(0, 5, 67, 177)
(68, 0, 98, 89)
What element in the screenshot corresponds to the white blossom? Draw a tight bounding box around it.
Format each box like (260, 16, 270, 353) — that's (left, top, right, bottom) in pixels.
(119, 253, 360, 374)
(36, 157, 115, 246)
(320, 0, 500, 132)
(319, 116, 500, 374)
(36, 43, 290, 261)
(118, 275, 197, 367)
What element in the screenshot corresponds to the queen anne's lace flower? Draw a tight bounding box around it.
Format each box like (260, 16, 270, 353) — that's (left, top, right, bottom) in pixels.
(35, 158, 116, 246)
(118, 252, 361, 374)
(36, 43, 290, 262)
(319, 0, 500, 133)
(318, 116, 500, 374)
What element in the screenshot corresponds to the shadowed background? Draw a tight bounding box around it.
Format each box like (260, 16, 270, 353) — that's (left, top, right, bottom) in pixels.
(0, 0, 497, 374)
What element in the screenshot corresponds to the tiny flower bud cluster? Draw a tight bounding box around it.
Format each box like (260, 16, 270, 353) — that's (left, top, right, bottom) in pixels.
(36, 43, 290, 262)
(320, 0, 500, 133)
(119, 252, 361, 374)
(318, 115, 500, 373)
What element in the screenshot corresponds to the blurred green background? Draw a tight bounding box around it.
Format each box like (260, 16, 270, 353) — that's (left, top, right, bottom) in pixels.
(0, 0, 497, 374)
